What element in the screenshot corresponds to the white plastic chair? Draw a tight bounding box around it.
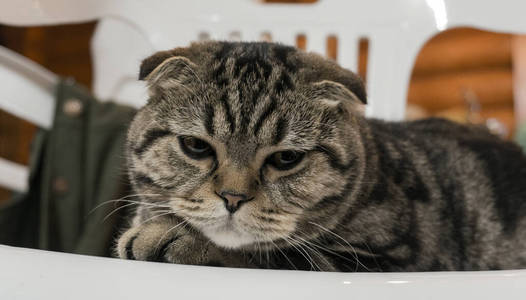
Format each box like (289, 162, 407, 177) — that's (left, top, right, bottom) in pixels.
(1, 0, 526, 298)
(2, 0, 526, 125)
(0, 46, 58, 192)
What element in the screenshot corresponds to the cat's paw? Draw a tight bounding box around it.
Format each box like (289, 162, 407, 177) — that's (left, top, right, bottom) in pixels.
(116, 221, 208, 264)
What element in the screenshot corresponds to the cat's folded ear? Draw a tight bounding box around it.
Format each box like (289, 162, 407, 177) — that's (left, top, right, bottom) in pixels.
(311, 80, 364, 105)
(308, 80, 366, 115)
(139, 45, 203, 80)
(139, 50, 175, 81)
(296, 52, 367, 104)
(139, 54, 197, 91)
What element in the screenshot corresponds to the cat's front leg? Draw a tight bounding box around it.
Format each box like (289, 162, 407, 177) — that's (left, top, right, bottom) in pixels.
(116, 217, 211, 265)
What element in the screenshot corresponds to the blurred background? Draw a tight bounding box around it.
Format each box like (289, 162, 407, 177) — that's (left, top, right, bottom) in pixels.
(1, 0, 525, 204)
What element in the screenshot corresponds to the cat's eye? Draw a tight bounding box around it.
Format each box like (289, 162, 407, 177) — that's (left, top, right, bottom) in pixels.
(179, 136, 214, 159)
(266, 150, 305, 171)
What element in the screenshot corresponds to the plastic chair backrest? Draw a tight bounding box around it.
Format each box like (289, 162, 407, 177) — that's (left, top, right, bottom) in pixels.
(90, 0, 438, 120)
(0, 46, 58, 192)
(0, 0, 437, 120)
(2, 0, 526, 121)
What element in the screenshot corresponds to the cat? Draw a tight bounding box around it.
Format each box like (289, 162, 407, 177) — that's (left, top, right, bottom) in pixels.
(116, 41, 526, 271)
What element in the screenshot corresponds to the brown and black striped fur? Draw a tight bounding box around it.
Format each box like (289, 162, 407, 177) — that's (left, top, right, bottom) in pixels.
(117, 41, 526, 271)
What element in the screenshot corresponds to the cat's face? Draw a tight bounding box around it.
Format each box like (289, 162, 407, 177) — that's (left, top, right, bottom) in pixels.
(127, 42, 366, 249)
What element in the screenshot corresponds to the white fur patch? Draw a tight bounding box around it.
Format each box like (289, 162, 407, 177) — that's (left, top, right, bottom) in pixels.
(201, 222, 255, 249)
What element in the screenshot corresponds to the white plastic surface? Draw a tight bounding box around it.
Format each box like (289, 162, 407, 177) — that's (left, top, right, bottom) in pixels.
(0, 158, 29, 193)
(0, 46, 58, 191)
(1, 245, 525, 300)
(0, 46, 56, 129)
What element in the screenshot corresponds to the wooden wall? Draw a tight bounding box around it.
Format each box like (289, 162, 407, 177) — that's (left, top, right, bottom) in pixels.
(408, 28, 514, 134)
(0, 23, 96, 203)
(0, 3, 520, 204)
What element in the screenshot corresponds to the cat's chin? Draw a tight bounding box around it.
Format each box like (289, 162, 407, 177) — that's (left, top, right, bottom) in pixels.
(201, 225, 255, 249)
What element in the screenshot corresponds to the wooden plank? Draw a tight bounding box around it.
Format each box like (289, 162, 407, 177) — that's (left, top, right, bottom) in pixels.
(512, 35, 526, 126)
(412, 29, 511, 77)
(408, 68, 513, 111)
(23, 23, 96, 88)
(326, 35, 337, 61)
(423, 27, 504, 46)
(296, 34, 306, 50)
(358, 38, 369, 82)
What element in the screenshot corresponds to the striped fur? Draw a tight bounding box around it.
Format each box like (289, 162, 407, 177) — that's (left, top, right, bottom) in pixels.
(117, 41, 526, 271)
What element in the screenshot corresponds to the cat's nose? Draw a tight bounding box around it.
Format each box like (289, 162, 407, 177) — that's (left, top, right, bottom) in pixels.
(218, 191, 253, 214)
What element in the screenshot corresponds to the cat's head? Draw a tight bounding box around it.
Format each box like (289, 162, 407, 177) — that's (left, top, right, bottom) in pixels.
(127, 41, 367, 249)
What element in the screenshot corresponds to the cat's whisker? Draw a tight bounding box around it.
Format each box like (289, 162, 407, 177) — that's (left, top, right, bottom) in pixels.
(280, 236, 311, 269)
(255, 236, 263, 265)
(92, 199, 172, 221)
(156, 219, 190, 248)
(281, 235, 318, 271)
(98, 201, 169, 224)
(138, 210, 175, 226)
(268, 237, 298, 270)
(286, 235, 329, 271)
(308, 221, 371, 271)
(295, 229, 370, 272)
(329, 221, 382, 271)
(361, 242, 382, 271)
(292, 237, 322, 271)
(309, 222, 365, 271)
(109, 199, 169, 208)
(101, 202, 138, 223)
(265, 244, 270, 268)
(88, 193, 163, 215)
(290, 234, 333, 264)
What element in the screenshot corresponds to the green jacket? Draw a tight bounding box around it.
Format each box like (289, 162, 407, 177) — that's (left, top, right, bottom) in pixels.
(0, 80, 136, 257)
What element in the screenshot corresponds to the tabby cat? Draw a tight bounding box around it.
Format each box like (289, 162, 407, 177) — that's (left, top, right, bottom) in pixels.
(116, 41, 526, 271)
